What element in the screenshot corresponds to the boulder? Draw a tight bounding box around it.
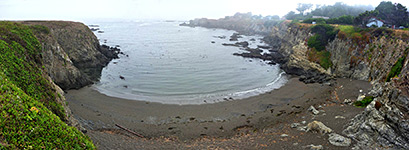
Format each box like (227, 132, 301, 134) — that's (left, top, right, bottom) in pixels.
(307, 121, 332, 134)
(308, 106, 320, 115)
(328, 133, 351, 147)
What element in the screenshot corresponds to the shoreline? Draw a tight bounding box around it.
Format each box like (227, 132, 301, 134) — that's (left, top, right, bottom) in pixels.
(91, 72, 288, 105)
(66, 76, 371, 149)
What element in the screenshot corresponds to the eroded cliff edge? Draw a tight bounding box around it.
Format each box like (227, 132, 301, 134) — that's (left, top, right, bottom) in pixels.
(185, 19, 409, 149)
(266, 22, 409, 149)
(22, 21, 119, 90)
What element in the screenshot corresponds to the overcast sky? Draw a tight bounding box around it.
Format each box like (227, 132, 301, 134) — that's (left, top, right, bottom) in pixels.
(1, 0, 409, 21)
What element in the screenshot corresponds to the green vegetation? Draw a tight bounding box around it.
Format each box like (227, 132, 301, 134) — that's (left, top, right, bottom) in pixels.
(0, 21, 95, 149)
(0, 22, 64, 119)
(355, 2, 409, 27)
(386, 56, 406, 82)
(303, 15, 355, 25)
(308, 24, 338, 51)
(286, 2, 373, 21)
(353, 96, 374, 107)
(29, 25, 50, 35)
(306, 24, 338, 69)
(307, 49, 332, 69)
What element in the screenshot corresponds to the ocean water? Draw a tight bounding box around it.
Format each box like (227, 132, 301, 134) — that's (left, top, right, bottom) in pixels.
(88, 21, 287, 105)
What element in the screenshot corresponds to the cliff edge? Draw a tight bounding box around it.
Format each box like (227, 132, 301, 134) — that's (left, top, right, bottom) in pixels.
(22, 21, 119, 90)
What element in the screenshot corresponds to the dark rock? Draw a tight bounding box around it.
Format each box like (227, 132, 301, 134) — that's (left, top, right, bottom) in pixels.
(119, 76, 125, 80)
(229, 33, 242, 41)
(211, 41, 215, 43)
(213, 35, 226, 39)
(99, 44, 121, 60)
(257, 45, 271, 49)
(235, 41, 249, 47)
(222, 43, 239, 47)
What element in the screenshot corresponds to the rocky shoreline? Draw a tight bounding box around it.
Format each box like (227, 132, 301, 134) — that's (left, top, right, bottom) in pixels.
(23, 19, 407, 149)
(179, 16, 409, 149)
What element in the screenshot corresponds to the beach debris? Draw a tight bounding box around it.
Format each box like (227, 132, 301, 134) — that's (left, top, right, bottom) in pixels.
(335, 116, 346, 119)
(301, 121, 307, 124)
(328, 133, 351, 147)
(280, 134, 289, 137)
(303, 144, 324, 150)
(308, 106, 319, 115)
(306, 121, 332, 134)
(115, 124, 144, 138)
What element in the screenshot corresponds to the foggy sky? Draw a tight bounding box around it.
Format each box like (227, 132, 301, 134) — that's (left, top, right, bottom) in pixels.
(1, 0, 409, 21)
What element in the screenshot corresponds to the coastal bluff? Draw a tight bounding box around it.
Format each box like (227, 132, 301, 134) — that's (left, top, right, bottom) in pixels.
(185, 17, 409, 149)
(0, 21, 118, 149)
(22, 21, 119, 90)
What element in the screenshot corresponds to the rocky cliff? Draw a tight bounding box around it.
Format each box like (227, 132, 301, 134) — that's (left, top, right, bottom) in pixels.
(22, 21, 119, 90)
(0, 21, 101, 149)
(265, 21, 409, 149)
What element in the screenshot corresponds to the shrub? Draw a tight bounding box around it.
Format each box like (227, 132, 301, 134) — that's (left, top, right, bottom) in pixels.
(29, 25, 50, 35)
(307, 24, 338, 51)
(308, 35, 326, 51)
(386, 56, 405, 82)
(353, 96, 374, 107)
(307, 48, 333, 69)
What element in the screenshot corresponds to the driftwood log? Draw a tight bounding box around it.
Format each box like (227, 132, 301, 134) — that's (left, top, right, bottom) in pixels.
(115, 124, 144, 138)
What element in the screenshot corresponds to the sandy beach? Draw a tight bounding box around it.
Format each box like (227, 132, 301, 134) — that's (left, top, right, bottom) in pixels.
(66, 77, 371, 149)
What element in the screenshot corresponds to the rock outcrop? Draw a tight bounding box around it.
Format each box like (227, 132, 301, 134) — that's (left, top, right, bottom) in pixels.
(264, 22, 332, 83)
(240, 20, 409, 149)
(22, 21, 120, 90)
(343, 82, 409, 149)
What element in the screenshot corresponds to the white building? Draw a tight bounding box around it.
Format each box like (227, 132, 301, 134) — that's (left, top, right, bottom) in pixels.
(366, 17, 384, 28)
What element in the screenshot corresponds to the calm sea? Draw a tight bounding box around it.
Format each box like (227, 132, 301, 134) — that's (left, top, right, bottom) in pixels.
(87, 21, 287, 105)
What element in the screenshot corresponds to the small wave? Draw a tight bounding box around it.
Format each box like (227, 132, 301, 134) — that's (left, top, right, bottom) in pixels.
(231, 72, 287, 98)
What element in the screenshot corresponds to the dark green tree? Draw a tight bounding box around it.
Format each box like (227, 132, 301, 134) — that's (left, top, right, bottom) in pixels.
(354, 10, 379, 27)
(296, 3, 313, 15)
(375, 1, 409, 26)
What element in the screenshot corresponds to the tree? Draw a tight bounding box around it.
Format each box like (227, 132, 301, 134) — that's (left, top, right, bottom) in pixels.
(297, 3, 313, 15)
(285, 11, 297, 20)
(310, 2, 373, 18)
(375, 1, 409, 26)
(354, 10, 379, 27)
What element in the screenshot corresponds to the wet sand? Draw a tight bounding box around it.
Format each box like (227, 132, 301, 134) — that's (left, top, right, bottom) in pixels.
(66, 77, 371, 149)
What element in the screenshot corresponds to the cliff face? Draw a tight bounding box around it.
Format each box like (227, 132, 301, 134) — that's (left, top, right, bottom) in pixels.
(267, 22, 409, 149)
(0, 21, 95, 149)
(265, 23, 331, 83)
(22, 21, 117, 90)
